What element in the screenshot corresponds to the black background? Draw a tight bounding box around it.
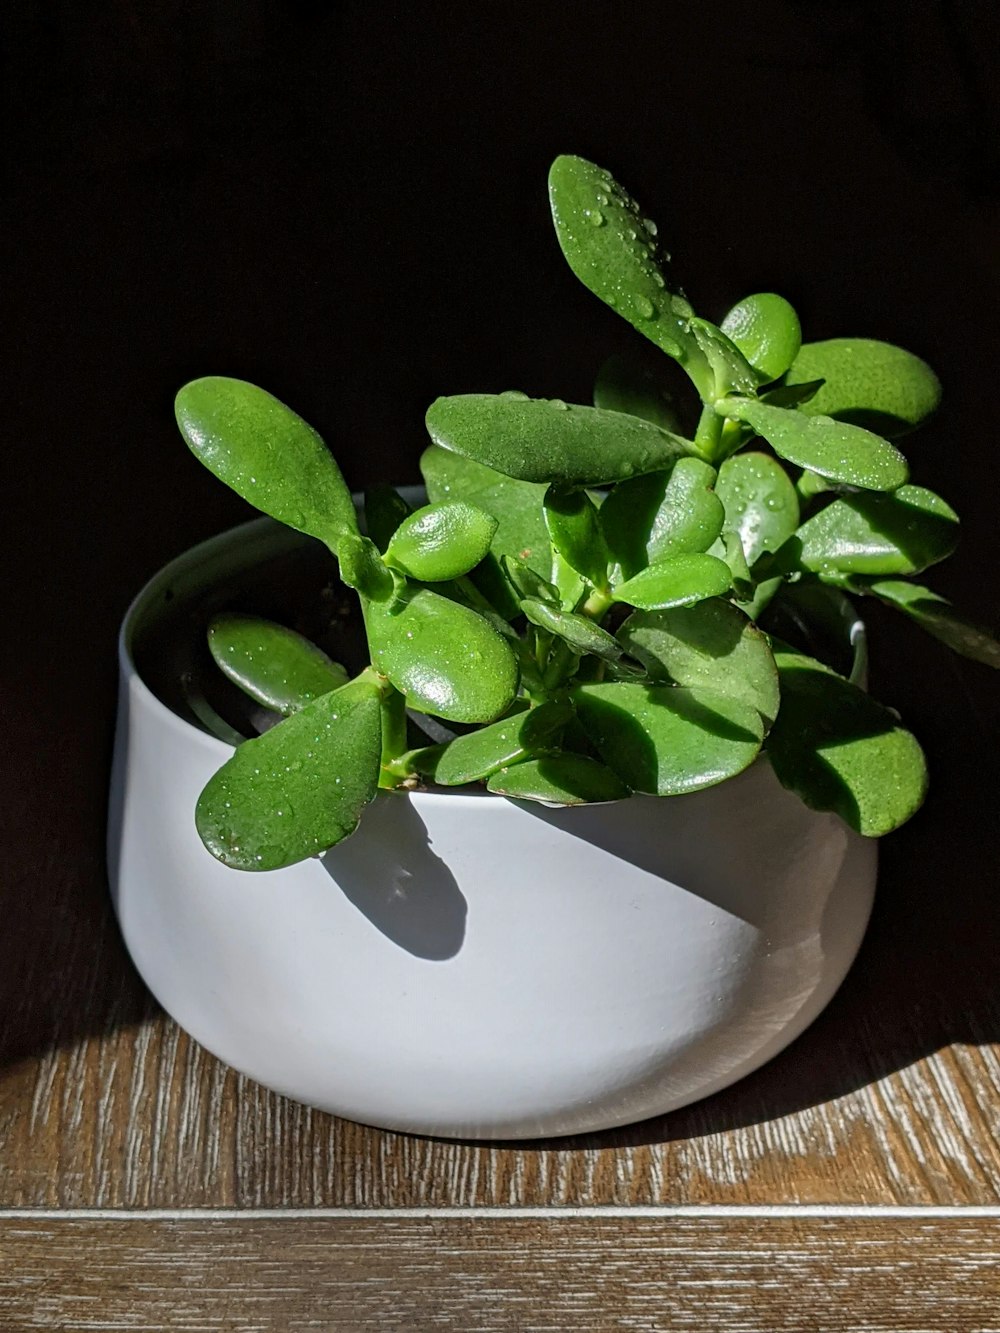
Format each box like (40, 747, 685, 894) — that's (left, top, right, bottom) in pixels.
(2, 1, 1000, 1128)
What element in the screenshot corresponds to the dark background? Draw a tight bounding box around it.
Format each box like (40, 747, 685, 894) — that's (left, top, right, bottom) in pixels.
(2, 1, 999, 1128)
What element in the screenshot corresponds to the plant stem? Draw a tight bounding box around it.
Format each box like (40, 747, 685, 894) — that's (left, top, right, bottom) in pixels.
(693, 404, 724, 462)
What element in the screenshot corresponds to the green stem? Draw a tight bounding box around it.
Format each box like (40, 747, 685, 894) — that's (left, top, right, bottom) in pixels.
(693, 405, 724, 463)
(580, 587, 614, 622)
(377, 684, 408, 788)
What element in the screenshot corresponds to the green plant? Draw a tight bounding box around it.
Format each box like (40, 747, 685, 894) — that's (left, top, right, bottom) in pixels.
(174, 155, 999, 871)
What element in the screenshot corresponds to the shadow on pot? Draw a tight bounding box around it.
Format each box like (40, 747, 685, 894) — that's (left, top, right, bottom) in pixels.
(321, 796, 468, 962)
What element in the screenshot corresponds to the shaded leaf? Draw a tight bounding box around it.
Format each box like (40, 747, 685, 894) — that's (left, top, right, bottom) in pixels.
(862, 580, 1000, 668)
(618, 600, 780, 725)
(544, 485, 610, 588)
(785, 338, 941, 436)
(521, 597, 622, 661)
(593, 351, 680, 430)
(796, 485, 959, 576)
(426, 394, 692, 486)
(413, 700, 573, 785)
(765, 647, 927, 836)
(366, 588, 518, 722)
(487, 754, 631, 805)
(364, 485, 412, 553)
(195, 678, 383, 870)
(720, 293, 801, 384)
(719, 397, 909, 491)
(611, 553, 732, 610)
(573, 682, 764, 795)
(420, 443, 550, 574)
(600, 458, 725, 579)
(175, 378, 358, 550)
(385, 501, 498, 582)
(502, 555, 560, 605)
(208, 613, 349, 717)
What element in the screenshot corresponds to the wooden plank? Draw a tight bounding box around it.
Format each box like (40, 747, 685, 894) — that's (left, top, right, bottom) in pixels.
(1, 1214, 998, 1331)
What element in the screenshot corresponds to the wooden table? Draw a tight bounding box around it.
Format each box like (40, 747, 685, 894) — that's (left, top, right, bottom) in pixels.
(3, 1, 999, 1327)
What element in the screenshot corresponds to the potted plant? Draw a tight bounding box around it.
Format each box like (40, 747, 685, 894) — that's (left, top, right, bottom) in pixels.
(110, 156, 998, 1139)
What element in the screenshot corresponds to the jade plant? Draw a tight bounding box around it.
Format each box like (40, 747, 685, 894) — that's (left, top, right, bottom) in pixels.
(175, 155, 999, 871)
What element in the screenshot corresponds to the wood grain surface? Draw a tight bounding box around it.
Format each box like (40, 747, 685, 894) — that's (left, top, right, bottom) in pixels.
(1, 1214, 999, 1331)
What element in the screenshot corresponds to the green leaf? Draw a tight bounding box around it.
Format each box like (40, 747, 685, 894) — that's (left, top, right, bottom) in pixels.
(365, 588, 518, 723)
(720, 531, 753, 600)
(762, 379, 824, 409)
(426, 394, 692, 486)
(547, 155, 713, 396)
(720, 293, 801, 384)
(337, 533, 394, 601)
(364, 485, 411, 553)
(593, 351, 680, 430)
(543, 486, 610, 588)
(714, 452, 800, 564)
(600, 458, 725, 579)
(207, 614, 349, 716)
(765, 647, 928, 836)
(718, 397, 909, 491)
(487, 753, 631, 805)
(795, 485, 959, 576)
(688, 318, 760, 396)
(617, 600, 780, 726)
(861, 580, 1000, 668)
(502, 555, 560, 605)
(195, 678, 383, 870)
(419, 444, 550, 575)
(573, 682, 764, 795)
(412, 700, 573, 785)
(521, 598, 622, 661)
(785, 339, 941, 436)
(611, 553, 732, 611)
(384, 501, 498, 582)
(175, 378, 358, 550)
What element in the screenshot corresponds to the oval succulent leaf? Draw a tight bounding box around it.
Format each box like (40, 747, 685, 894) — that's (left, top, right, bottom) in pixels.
(611, 553, 733, 611)
(593, 352, 680, 430)
(208, 614, 349, 716)
(795, 485, 959, 576)
(175, 378, 358, 550)
(861, 580, 1000, 668)
(195, 678, 383, 871)
(364, 485, 412, 553)
(718, 397, 909, 491)
(600, 458, 725, 579)
(385, 501, 498, 582)
(785, 339, 941, 436)
(413, 700, 573, 785)
(720, 293, 802, 384)
(547, 155, 713, 396)
(365, 587, 518, 723)
(714, 452, 800, 565)
(572, 682, 764, 795)
(543, 486, 610, 588)
(487, 753, 631, 805)
(617, 600, 780, 726)
(419, 444, 549, 571)
(765, 647, 928, 836)
(521, 597, 622, 662)
(426, 394, 693, 486)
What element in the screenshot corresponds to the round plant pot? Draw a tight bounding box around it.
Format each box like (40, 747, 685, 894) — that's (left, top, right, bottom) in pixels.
(108, 516, 877, 1140)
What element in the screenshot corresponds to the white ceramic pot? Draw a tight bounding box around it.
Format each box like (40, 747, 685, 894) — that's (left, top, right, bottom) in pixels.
(109, 517, 877, 1139)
